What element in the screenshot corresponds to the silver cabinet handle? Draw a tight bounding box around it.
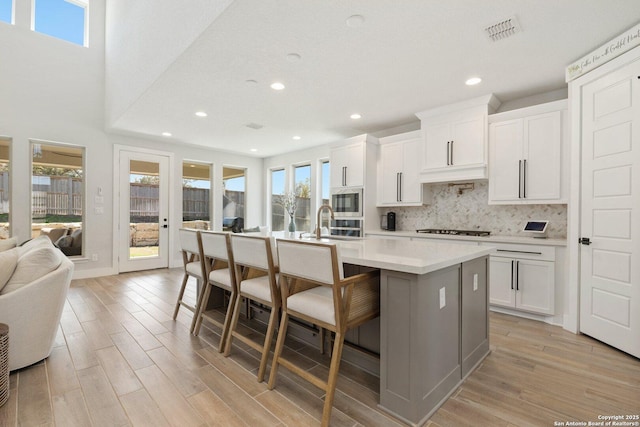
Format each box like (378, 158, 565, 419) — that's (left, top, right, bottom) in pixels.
(511, 260, 515, 290)
(399, 172, 402, 201)
(450, 140, 454, 165)
(396, 173, 400, 201)
(446, 141, 450, 166)
(515, 260, 520, 291)
(518, 160, 522, 198)
(523, 159, 527, 198)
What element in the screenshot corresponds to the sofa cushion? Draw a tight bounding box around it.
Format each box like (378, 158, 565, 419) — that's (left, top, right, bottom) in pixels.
(0, 237, 18, 253)
(0, 247, 19, 292)
(1, 246, 63, 295)
(17, 235, 52, 257)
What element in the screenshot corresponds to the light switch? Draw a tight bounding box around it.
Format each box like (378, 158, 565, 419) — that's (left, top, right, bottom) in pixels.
(439, 287, 446, 309)
(473, 273, 478, 291)
(95, 206, 104, 214)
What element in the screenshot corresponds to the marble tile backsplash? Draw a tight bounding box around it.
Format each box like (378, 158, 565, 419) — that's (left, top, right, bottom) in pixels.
(380, 181, 567, 239)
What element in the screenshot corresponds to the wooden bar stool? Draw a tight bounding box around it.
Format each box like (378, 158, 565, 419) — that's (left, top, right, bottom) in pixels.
(192, 231, 237, 353)
(267, 239, 380, 427)
(226, 234, 280, 382)
(173, 228, 204, 333)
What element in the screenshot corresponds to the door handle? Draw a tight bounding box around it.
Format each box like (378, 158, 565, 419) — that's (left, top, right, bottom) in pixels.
(515, 260, 520, 291)
(342, 166, 346, 186)
(398, 172, 402, 201)
(450, 140, 453, 165)
(579, 237, 591, 245)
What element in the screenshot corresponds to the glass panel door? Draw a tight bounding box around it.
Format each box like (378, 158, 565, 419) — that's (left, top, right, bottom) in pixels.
(119, 151, 169, 272)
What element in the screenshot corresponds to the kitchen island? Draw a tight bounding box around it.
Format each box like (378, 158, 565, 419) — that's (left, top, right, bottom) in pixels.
(273, 234, 493, 425)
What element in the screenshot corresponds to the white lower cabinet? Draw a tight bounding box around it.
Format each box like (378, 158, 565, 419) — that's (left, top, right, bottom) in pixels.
(486, 243, 555, 315)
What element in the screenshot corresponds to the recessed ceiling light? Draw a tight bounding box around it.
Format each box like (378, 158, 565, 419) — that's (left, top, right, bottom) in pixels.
(293, 135, 301, 140)
(270, 82, 285, 90)
(161, 132, 172, 137)
(286, 53, 301, 62)
(195, 111, 207, 117)
(350, 113, 362, 119)
(465, 77, 482, 86)
(250, 148, 258, 152)
(346, 15, 365, 27)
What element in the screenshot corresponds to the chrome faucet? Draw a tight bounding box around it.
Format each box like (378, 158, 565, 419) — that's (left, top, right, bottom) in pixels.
(316, 204, 334, 239)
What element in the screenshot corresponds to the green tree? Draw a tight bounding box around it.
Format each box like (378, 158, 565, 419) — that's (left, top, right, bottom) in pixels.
(295, 177, 311, 198)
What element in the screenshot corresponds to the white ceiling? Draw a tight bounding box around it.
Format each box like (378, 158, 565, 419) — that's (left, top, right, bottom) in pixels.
(106, 0, 640, 158)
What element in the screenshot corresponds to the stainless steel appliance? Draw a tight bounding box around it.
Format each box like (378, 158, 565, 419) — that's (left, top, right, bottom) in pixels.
(416, 228, 490, 237)
(330, 218, 363, 238)
(331, 187, 363, 217)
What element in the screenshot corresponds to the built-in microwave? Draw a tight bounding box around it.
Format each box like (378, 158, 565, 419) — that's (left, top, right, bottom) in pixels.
(331, 187, 363, 217)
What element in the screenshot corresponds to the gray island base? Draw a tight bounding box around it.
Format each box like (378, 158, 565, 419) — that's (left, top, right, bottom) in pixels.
(275, 235, 492, 425)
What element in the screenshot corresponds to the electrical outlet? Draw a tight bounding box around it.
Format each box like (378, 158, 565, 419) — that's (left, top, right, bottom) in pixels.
(473, 273, 478, 291)
(439, 287, 446, 309)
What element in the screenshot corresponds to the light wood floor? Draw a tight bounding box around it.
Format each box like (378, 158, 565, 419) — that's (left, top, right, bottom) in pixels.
(1, 268, 638, 426)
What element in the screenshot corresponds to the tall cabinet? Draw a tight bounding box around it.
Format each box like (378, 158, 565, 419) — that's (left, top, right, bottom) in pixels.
(488, 100, 568, 204)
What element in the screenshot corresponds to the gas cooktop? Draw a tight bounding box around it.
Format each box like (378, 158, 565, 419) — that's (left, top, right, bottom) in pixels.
(416, 228, 491, 237)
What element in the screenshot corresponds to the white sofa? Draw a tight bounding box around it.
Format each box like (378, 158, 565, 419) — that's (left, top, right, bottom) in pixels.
(0, 236, 74, 371)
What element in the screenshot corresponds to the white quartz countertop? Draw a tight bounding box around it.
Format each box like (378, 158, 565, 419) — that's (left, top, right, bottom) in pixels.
(271, 232, 493, 275)
(366, 230, 567, 247)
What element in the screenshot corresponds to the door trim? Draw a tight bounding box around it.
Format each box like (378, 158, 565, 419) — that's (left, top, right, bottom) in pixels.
(113, 145, 175, 273)
(567, 45, 640, 335)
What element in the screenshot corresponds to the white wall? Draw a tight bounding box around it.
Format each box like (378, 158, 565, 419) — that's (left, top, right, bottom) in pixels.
(0, 0, 264, 278)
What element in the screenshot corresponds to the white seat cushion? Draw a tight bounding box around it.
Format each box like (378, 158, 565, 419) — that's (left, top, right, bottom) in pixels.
(185, 261, 202, 278)
(208, 268, 233, 290)
(240, 274, 277, 303)
(287, 285, 335, 326)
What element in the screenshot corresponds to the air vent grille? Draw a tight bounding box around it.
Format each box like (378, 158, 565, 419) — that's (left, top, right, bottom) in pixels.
(245, 122, 264, 130)
(485, 16, 520, 42)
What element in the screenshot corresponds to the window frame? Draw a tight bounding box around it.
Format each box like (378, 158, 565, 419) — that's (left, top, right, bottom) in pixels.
(0, 137, 11, 239)
(31, 0, 89, 47)
(182, 160, 212, 231)
(30, 139, 86, 257)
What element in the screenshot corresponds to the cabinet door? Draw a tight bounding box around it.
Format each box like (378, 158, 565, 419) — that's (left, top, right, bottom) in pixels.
(523, 111, 562, 201)
(488, 257, 516, 308)
(330, 143, 364, 187)
(378, 142, 403, 204)
(423, 122, 450, 170)
(489, 119, 523, 202)
(515, 259, 555, 315)
(451, 115, 485, 166)
(400, 137, 422, 203)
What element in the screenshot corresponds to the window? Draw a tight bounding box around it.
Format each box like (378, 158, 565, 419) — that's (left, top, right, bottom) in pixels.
(319, 160, 330, 229)
(31, 141, 84, 256)
(293, 164, 311, 232)
(0, 139, 10, 239)
(182, 162, 211, 230)
(33, 0, 87, 46)
(270, 168, 285, 231)
(222, 167, 245, 232)
(0, 0, 12, 24)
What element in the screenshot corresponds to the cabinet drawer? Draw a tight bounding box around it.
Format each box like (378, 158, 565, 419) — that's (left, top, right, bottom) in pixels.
(482, 242, 555, 261)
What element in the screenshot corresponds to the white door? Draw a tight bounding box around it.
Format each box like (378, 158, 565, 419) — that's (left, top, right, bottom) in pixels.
(118, 150, 171, 272)
(378, 142, 402, 205)
(400, 137, 422, 203)
(451, 115, 485, 166)
(580, 57, 640, 358)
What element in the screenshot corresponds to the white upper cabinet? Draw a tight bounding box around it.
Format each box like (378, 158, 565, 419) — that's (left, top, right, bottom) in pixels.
(488, 100, 568, 204)
(416, 94, 500, 183)
(377, 130, 431, 206)
(330, 141, 365, 188)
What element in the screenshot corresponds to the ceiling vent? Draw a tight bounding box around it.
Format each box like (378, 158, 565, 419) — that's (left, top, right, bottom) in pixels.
(484, 16, 520, 42)
(245, 122, 264, 130)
